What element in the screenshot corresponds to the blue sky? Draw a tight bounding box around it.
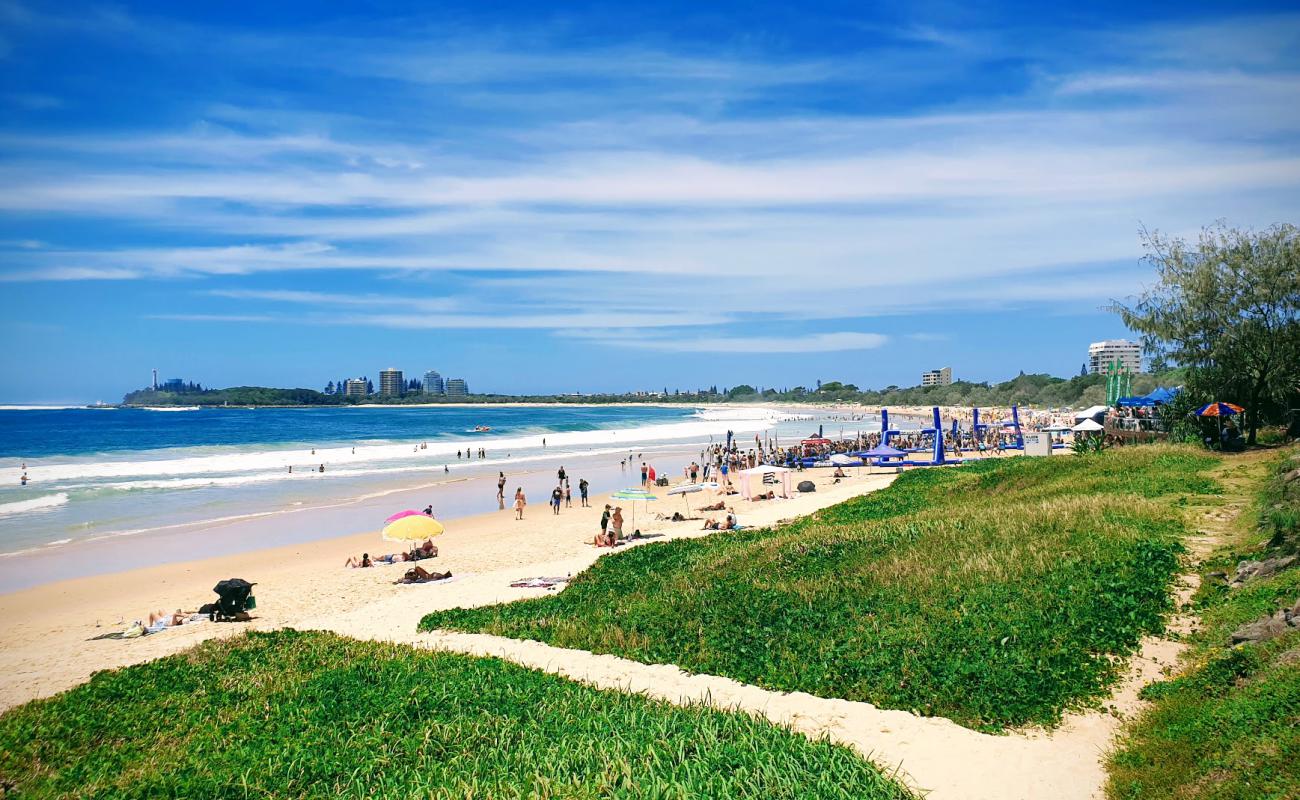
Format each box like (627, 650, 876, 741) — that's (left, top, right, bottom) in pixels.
(1, 1, 1298, 403)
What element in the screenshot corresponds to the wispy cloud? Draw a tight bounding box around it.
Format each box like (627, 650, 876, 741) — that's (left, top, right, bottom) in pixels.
(2, 5, 1298, 348)
(0, 266, 143, 281)
(574, 331, 890, 353)
(148, 313, 279, 323)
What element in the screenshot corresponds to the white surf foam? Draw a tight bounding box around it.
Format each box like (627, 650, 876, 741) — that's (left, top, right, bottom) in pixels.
(0, 405, 86, 411)
(8, 409, 788, 485)
(0, 493, 70, 516)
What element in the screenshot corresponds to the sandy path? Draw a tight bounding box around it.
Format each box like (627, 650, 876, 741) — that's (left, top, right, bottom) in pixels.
(303, 566, 1179, 800)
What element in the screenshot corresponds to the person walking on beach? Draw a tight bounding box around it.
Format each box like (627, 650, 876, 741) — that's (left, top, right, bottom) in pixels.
(640, 463, 648, 485)
(564, 483, 572, 508)
(497, 472, 506, 497)
(579, 478, 589, 507)
(513, 488, 526, 520)
(551, 485, 563, 515)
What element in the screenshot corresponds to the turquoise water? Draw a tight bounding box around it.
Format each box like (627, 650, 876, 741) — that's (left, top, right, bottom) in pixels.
(1, 405, 824, 575)
(0, 405, 692, 459)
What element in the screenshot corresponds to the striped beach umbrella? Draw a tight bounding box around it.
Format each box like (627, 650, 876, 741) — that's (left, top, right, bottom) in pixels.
(1195, 402, 1245, 417)
(666, 482, 716, 511)
(610, 487, 657, 534)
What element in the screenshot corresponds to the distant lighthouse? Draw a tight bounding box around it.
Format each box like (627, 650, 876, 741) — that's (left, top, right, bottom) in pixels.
(152, 369, 158, 390)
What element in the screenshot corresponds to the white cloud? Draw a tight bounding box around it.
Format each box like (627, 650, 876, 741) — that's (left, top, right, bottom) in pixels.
(581, 331, 889, 354)
(0, 266, 143, 281)
(206, 288, 459, 312)
(148, 313, 279, 323)
(2, 7, 1298, 343)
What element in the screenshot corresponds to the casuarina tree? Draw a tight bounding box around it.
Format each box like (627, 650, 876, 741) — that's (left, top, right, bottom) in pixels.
(1111, 223, 1300, 444)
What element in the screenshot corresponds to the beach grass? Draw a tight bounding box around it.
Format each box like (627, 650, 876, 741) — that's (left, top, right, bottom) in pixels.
(1107, 448, 1300, 799)
(0, 629, 915, 799)
(421, 446, 1217, 730)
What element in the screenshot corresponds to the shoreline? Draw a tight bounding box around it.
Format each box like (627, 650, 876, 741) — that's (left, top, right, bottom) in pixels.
(0, 440, 712, 592)
(0, 406, 809, 580)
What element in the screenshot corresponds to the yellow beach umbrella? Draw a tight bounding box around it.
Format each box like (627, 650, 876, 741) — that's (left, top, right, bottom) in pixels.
(382, 510, 445, 543)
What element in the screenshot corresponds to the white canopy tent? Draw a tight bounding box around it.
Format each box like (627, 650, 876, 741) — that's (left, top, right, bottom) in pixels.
(1072, 418, 1104, 432)
(1074, 405, 1110, 423)
(737, 465, 792, 499)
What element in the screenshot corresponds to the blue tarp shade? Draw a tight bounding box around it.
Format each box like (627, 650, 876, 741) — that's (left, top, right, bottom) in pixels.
(861, 444, 907, 458)
(1118, 386, 1181, 407)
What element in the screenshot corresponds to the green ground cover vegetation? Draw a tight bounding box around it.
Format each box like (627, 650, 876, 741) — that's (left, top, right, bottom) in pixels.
(0, 630, 914, 799)
(1107, 448, 1300, 799)
(422, 447, 1217, 730)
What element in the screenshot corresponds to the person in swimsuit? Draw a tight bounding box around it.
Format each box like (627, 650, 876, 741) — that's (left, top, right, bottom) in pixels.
(514, 488, 526, 520)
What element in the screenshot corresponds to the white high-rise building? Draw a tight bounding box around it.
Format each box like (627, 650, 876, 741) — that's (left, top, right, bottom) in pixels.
(423, 370, 444, 395)
(1089, 340, 1141, 374)
(921, 367, 953, 387)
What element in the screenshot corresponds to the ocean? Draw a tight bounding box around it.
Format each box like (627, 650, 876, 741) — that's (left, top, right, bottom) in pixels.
(0, 404, 860, 590)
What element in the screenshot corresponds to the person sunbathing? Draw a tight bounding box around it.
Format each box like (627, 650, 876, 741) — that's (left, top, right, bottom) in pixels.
(395, 566, 452, 584)
(592, 529, 617, 547)
(343, 551, 408, 569)
(702, 517, 721, 530)
(146, 609, 194, 628)
(699, 500, 726, 511)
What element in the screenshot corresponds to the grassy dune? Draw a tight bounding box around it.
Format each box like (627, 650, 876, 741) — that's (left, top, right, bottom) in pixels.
(0, 630, 914, 799)
(1108, 449, 1300, 799)
(422, 447, 1217, 730)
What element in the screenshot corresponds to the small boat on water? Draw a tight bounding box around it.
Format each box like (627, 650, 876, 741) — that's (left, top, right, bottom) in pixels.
(473, 425, 491, 432)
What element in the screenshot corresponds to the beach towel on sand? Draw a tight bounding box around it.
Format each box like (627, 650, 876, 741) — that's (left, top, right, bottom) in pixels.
(395, 573, 463, 587)
(509, 576, 570, 589)
(91, 616, 206, 641)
